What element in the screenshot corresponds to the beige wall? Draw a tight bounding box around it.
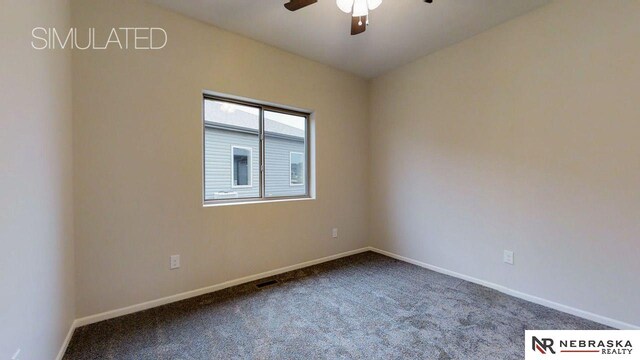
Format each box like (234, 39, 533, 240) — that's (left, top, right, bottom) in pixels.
(370, 0, 640, 327)
(0, 0, 75, 359)
(72, 0, 370, 317)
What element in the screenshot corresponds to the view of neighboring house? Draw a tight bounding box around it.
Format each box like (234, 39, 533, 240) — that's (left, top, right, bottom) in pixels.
(204, 99, 307, 200)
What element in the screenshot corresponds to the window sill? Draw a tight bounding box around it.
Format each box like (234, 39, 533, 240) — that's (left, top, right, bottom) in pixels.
(203, 196, 315, 208)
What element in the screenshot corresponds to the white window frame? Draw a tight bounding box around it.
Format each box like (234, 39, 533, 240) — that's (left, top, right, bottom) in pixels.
(231, 145, 253, 189)
(203, 92, 313, 206)
(290, 151, 305, 186)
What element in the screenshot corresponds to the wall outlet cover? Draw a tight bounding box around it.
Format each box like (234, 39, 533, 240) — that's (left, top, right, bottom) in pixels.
(503, 250, 514, 265)
(170, 255, 180, 270)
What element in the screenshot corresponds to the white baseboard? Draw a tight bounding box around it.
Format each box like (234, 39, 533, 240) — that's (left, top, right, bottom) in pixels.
(55, 319, 79, 360)
(58, 245, 637, 358)
(73, 247, 370, 328)
(369, 247, 639, 330)
(56, 247, 370, 358)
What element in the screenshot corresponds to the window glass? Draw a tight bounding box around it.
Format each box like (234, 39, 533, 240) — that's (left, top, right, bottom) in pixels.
(264, 111, 307, 198)
(204, 99, 260, 201)
(203, 96, 310, 203)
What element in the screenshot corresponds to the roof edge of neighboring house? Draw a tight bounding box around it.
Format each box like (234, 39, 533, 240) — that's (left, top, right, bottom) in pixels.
(205, 121, 305, 142)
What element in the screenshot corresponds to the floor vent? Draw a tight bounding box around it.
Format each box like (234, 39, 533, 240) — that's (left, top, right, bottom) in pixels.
(256, 279, 279, 288)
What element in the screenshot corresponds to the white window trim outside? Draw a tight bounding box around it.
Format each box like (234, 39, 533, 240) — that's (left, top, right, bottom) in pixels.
(290, 151, 305, 186)
(231, 145, 253, 189)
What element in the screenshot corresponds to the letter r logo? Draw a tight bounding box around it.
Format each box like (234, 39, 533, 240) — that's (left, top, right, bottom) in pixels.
(532, 337, 556, 354)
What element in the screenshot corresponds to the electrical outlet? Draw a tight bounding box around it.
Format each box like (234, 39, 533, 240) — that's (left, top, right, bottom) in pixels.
(170, 255, 180, 270)
(503, 250, 514, 265)
(332, 228, 338, 238)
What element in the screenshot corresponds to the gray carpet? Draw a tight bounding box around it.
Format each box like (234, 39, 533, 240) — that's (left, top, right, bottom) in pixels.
(64, 252, 609, 359)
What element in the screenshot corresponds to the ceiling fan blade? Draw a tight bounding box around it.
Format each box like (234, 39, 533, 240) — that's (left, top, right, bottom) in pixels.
(351, 16, 367, 35)
(284, 0, 318, 11)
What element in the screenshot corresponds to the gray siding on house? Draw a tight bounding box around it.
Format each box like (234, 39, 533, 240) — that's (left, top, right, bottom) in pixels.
(204, 127, 306, 200)
(265, 135, 306, 197)
(204, 128, 260, 200)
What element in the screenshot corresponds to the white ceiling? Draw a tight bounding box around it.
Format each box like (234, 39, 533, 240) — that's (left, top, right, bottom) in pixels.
(149, 0, 551, 78)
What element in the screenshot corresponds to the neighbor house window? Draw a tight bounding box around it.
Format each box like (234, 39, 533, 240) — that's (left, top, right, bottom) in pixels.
(290, 152, 304, 186)
(204, 95, 310, 203)
(232, 146, 252, 187)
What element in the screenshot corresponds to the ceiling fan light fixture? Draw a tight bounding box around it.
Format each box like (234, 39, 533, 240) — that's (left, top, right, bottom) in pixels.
(367, 0, 382, 11)
(352, 0, 369, 17)
(290, 0, 403, 35)
(336, 0, 354, 13)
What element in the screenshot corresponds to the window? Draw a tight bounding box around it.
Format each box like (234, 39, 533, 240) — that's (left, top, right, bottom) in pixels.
(290, 152, 304, 186)
(232, 146, 252, 187)
(264, 110, 307, 198)
(204, 95, 310, 203)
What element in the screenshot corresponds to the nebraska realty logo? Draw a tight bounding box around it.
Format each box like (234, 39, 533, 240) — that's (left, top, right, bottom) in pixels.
(525, 331, 638, 359)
